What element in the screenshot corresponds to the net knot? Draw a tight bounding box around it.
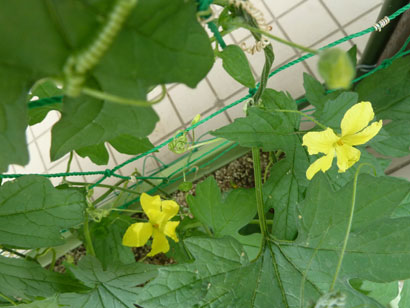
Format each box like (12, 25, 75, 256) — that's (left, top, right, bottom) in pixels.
(104, 169, 113, 177)
(380, 58, 393, 69)
(248, 88, 257, 96)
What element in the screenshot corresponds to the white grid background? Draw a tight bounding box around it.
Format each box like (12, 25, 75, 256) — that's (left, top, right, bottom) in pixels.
(9, 0, 410, 190)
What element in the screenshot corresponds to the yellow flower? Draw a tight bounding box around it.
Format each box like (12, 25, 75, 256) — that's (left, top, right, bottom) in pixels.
(302, 102, 382, 180)
(122, 193, 180, 256)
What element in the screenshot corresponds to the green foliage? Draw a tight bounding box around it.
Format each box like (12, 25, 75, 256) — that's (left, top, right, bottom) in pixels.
(89, 213, 135, 269)
(369, 120, 410, 157)
(0, 0, 213, 170)
(187, 177, 256, 237)
(356, 280, 399, 306)
(76, 136, 154, 165)
(220, 45, 256, 88)
(187, 177, 259, 258)
(262, 144, 309, 241)
(0, 256, 84, 301)
(356, 56, 410, 120)
(137, 237, 278, 307)
(139, 174, 410, 307)
(318, 48, 355, 89)
(399, 280, 410, 307)
(2, 296, 61, 308)
(58, 256, 157, 308)
(0, 176, 86, 248)
(212, 89, 299, 153)
(314, 92, 358, 130)
(28, 80, 63, 126)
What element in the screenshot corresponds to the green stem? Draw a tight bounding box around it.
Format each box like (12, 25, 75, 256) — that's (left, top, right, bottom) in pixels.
(83, 212, 96, 257)
(93, 178, 128, 205)
(48, 248, 57, 272)
(0, 292, 16, 306)
(187, 138, 223, 150)
(110, 208, 144, 214)
(202, 223, 213, 237)
(134, 171, 172, 198)
(68, 181, 141, 195)
(252, 148, 268, 240)
(234, 23, 318, 54)
(329, 163, 372, 291)
(275, 109, 327, 130)
(63, 151, 74, 182)
(82, 84, 166, 107)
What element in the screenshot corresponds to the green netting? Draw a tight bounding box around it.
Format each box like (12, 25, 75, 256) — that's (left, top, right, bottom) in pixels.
(2, 3, 410, 203)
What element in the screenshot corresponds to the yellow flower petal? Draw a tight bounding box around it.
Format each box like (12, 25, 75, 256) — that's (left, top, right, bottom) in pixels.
(161, 200, 179, 221)
(146, 209, 168, 230)
(164, 221, 180, 243)
(341, 120, 383, 146)
(302, 128, 339, 155)
(340, 102, 374, 137)
(306, 149, 335, 180)
(122, 222, 153, 247)
(147, 229, 169, 256)
(335, 144, 361, 172)
(140, 193, 161, 215)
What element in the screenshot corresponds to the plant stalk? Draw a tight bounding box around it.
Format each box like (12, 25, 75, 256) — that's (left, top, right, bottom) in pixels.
(83, 212, 96, 257)
(252, 148, 268, 238)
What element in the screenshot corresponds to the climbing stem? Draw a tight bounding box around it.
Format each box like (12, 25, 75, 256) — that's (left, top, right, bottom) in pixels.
(252, 148, 268, 239)
(82, 84, 166, 107)
(329, 163, 374, 291)
(83, 212, 96, 257)
(68, 181, 141, 195)
(63, 151, 74, 182)
(233, 23, 318, 54)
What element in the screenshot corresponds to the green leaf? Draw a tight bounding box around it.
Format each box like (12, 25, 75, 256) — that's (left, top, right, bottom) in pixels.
(325, 148, 390, 189)
(76, 143, 110, 166)
(137, 237, 294, 307)
(90, 213, 135, 269)
(358, 280, 399, 306)
(50, 94, 159, 161)
(1, 0, 214, 165)
(58, 256, 157, 308)
(263, 143, 310, 240)
(318, 48, 355, 89)
(212, 107, 297, 152)
(109, 135, 154, 155)
(263, 89, 300, 129)
(220, 45, 256, 88)
(28, 80, 63, 126)
(0, 67, 31, 172)
(314, 92, 358, 130)
(0, 175, 86, 248)
(139, 174, 410, 307)
(399, 280, 410, 308)
(187, 177, 256, 237)
(2, 296, 61, 308)
(369, 120, 410, 157)
(356, 56, 410, 120)
(0, 255, 85, 301)
(303, 73, 327, 110)
(347, 45, 358, 68)
(76, 135, 154, 165)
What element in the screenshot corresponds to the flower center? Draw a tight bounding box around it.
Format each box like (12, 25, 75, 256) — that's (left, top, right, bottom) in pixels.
(153, 223, 159, 229)
(336, 139, 344, 146)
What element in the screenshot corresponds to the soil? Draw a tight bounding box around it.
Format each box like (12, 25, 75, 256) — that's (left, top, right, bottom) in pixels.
(53, 151, 271, 272)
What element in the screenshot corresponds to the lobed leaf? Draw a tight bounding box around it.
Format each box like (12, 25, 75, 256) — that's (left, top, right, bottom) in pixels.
(0, 176, 86, 248)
